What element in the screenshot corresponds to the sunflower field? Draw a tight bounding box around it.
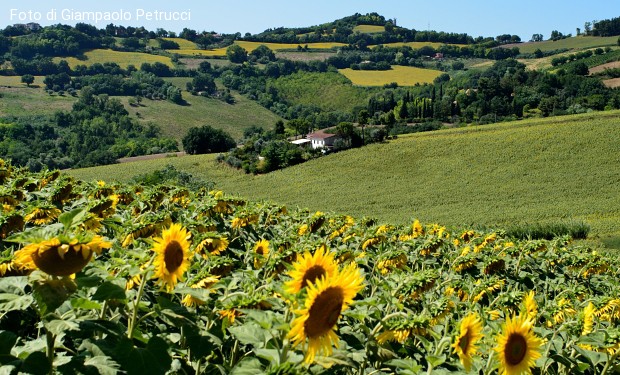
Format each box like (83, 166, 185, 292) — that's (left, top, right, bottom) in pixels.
(1, 159, 620, 375)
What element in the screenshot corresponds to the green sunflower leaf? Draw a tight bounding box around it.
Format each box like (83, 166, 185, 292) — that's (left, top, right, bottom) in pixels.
(91, 282, 126, 301)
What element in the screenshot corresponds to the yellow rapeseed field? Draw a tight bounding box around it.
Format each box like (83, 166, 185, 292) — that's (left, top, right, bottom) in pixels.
(339, 65, 442, 86)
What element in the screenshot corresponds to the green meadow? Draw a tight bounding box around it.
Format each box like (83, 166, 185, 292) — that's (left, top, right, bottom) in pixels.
(68, 111, 620, 243)
(118, 81, 283, 141)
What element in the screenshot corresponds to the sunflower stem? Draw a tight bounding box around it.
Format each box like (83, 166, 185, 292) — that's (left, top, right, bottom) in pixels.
(601, 347, 620, 375)
(46, 330, 55, 375)
(127, 255, 154, 339)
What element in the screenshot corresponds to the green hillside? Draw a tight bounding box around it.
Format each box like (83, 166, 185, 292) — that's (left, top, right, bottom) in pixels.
(0, 77, 281, 141)
(508, 35, 618, 54)
(68, 111, 620, 241)
(119, 79, 283, 141)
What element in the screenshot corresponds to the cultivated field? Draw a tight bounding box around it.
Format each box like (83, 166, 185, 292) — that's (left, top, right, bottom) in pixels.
(274, 51, 337, 61)
(372, 41, 466, 49)
(504, 35, 618, 54)
(54, 49, 174, 69)
(353, 25, 386, 33)
(6, 163, 620, 373)
(68, 111, 620, 246)
(170, 41, 347, 57)
(339, 65, 443, 86)
(269, 71, 372, 113)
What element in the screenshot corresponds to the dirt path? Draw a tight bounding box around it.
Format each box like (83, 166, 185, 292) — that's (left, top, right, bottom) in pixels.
(117, 151, 186, 163)
(589, 61, 620, 74)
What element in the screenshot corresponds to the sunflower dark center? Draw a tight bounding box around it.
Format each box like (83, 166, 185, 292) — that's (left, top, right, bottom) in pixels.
(256, 245, 266, 255)
(505, 333, 527, 366)
(301, 265, 326, 288)
(304, 286, 344, 338)
(458, 330, 471, 352)
(164, 240, 184, 273)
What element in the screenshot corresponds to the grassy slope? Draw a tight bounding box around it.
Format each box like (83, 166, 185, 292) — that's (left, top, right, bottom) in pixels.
(339, 66, 442, 86)
(118, 78, 282, 141)
(270, 71, 372, 112)
(68, 111, 620, 239)
(0, 76, 280, 141)
(509, 35, 618, 54)
(54, 49, 174, 69)
(0, 85, 76, 117)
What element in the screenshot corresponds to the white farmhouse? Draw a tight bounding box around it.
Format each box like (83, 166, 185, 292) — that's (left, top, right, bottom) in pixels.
(307, 130, 339, 150)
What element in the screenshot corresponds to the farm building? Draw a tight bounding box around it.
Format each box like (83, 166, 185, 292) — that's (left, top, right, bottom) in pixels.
(307, 130, 340, 149)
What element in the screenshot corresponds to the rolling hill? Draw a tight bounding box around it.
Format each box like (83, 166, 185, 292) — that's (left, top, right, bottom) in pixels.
(68, 111, 620, 246)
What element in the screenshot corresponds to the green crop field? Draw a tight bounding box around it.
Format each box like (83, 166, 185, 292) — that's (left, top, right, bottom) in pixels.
(269, 71, 373, 112)
(68, 111, 620, 245)
(371, 41, 466, 49)
(54, 49, 174, 69)
(506, 35, 618, 54)
(118, 83, 282, 141)
(353, 25, 385, 33)
(339, 65, 443, 86)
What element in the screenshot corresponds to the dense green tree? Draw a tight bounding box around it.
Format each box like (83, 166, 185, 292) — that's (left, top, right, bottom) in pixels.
(190, 74, 216, 95)
(158, 38, 179, 49)
(250, 45, 276, 62)
(182, 125, 236, 154)
(21, 74, 34, 87)
(274, 120, 285, 135)
(226, 44, 248, 63)
(531, 34, 543, 42)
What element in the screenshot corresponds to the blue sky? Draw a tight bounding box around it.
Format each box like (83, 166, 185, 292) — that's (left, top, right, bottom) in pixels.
(1, 0, 616, 41)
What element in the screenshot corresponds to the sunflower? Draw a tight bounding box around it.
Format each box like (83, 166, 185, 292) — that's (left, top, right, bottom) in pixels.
(288, 263, 364, 364)
(522, 291, 538, 322)
(152, 223, 192, 292)
(181, 275, 220, 307)
(253, 239, 270, 268)
(284, 244, 338, 294)
(219, 308, 242, 324)
(195, 235, 229, 257)
(12, 235, 111, 276)
(453, 313, 483, 371)
(494, 315, 543, 375)
(581, 302, 596, 336)
(24, 205, 62, 225)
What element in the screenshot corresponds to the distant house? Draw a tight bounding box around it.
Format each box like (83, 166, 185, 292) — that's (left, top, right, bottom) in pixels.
(433, 52, 444, 60)
(307, 130, 340, 150)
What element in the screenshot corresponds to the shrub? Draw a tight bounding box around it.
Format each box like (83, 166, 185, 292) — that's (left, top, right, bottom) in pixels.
(182, 125, 236, 154)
